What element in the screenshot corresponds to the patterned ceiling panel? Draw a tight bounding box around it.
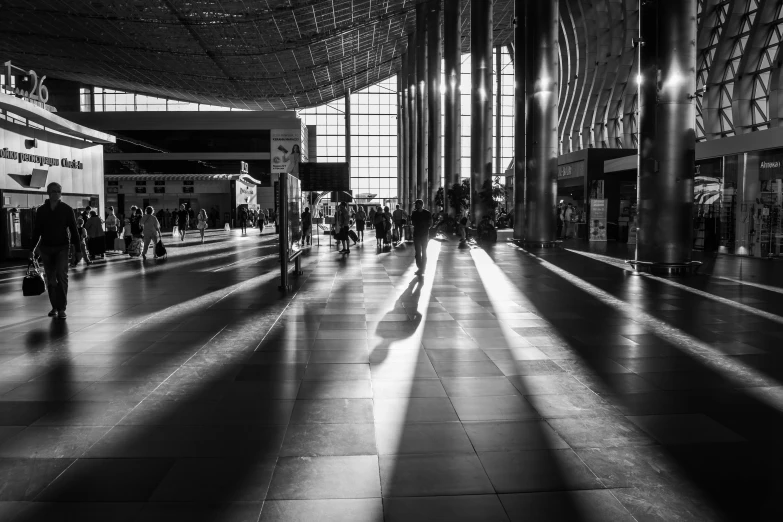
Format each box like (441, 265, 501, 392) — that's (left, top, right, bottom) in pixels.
(0, 0, 515, 110)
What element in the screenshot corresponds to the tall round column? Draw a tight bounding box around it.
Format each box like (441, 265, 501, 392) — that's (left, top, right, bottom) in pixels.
(427, 0, 442, 213)
(416, 1, 428, 205)
(636, 0, 697, 270)
(398, 64, 407, 209)
(407, 32, 418, 214)
(470, 0, 493, 224)
(513, 1, 526, 240)
(443, 0, 461, 217)
(523, 0, 559, 246)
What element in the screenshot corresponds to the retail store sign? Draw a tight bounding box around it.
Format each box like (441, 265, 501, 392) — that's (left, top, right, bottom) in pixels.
(1, 148, 83, 169)
(2, 61, 57, 112)
(558, 160, 585, 179)
(240, 161, 249, 174)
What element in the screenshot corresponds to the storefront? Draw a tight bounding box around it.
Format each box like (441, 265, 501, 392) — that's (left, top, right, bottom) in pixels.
(104, 172, 266, 228)
(0, 92, 112, 259)
(558, 149, 637, 240)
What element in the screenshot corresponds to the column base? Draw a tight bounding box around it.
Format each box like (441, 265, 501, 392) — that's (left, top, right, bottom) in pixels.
(512, 239, 559, 248)
(627, 260, 702, 276)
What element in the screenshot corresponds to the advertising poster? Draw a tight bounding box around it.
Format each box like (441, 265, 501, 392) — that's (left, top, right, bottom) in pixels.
(271, 129, 302, 177)
(235, 175, 258, 209)
(589, 199, 608, 242)
(628, 214, 638, 244)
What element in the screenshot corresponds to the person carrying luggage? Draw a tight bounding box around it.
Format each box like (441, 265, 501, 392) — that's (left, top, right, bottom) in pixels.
(31, 182, 82, 319)
(140, 206, 162, 260)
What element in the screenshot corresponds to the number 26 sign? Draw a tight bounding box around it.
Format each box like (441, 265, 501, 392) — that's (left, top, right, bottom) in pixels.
(4, 61, 49, 104)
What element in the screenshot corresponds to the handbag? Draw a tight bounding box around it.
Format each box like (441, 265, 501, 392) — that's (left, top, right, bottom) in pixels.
(23, 258, 46, 296)
(155, 239, 167, 258)
(172, 225, 179, 236)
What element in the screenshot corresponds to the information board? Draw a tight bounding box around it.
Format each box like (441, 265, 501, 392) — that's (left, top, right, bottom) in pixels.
(589, 199, 608, 242)
(300, 163, 350, 192)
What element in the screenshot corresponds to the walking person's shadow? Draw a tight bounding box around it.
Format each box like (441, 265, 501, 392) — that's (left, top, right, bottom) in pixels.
(370, 277, 424, 367)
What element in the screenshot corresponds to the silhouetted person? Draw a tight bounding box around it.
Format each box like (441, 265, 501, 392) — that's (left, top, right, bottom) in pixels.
(410, 198, 432, 276)
(31, 182, 80, 319)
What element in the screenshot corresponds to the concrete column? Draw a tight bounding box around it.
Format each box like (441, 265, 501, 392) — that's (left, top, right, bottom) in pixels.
(408, 32, 418, 214)
(522, 0, 559, 246)
(397, 69, 405, 208)
(427, 0, 442, 213)
(635, 0, 697, 269)
(470, 0, 493, 224)
(443, 0, 461, 217)
(416, 1, 428, 205)
(513, 1, 526, 240)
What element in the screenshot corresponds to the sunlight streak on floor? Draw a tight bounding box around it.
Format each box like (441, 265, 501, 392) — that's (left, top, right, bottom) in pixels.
(523, 247, 783, 412)
(565, 248, 783, 326)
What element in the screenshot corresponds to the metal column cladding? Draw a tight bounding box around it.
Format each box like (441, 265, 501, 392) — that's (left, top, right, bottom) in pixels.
(400, 53, 409, 211)
(636, 0, 697, 266)
(397, 71, 404, 208)
(408, 32, 418, 213)
(416, 1, 428, 205)
(426, 0, 442, 212)
(524, 0, 559, 245)
(470, 0, 493, 224)
(443, 0, 462, 217)
(513, 0, 526, 240)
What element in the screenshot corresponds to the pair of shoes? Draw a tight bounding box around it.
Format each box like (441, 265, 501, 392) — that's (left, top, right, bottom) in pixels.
(48, 309, 58, 317)
(57, 310, 67, 319)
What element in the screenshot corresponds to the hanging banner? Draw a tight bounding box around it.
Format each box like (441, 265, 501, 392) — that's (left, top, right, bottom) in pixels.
(589, 198, 608, 242)
(271, 129, 302, 177)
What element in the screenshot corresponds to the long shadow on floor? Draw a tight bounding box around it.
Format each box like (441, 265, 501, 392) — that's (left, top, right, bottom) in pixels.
(486, 245, 783, 521)
(0, 253, 341, 521)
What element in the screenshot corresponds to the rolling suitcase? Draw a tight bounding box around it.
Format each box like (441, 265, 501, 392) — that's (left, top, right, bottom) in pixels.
(348, 229, 359, 243)
(128, 238, 142, 257)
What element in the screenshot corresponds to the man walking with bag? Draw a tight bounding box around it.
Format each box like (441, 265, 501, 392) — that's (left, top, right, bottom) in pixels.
(410, 199, 432, 276)
(31, 182, 81, 319)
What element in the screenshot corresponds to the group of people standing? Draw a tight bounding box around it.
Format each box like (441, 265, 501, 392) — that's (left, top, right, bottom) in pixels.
(330, 200, 432, 275)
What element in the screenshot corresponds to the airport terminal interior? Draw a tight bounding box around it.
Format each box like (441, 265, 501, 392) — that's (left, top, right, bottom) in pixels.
(1, 0, 783, 520)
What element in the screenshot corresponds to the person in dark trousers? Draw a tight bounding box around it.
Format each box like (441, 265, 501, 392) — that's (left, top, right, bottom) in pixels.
(238, 206, 248, 234)
(410, 198, 432, 276)
(301, 207, 312, 246)
(31, 182, 80, 320)
(176, 204, 189, 241)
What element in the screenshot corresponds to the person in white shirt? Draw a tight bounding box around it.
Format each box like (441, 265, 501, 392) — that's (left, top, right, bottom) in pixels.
(140, 206, 162, 259)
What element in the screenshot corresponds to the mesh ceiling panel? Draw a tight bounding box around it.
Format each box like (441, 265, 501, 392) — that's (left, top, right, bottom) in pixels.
(0, 0, 515, 110)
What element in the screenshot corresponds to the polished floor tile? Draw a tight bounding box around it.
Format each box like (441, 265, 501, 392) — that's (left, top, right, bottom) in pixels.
(0, 232, 778, 519)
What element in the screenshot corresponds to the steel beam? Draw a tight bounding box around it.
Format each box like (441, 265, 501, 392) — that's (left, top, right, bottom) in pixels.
(635, 0, 697, 269)
(443, 0, 462, 217)
(427, 0, 442, 212)
(470, 0, 494, 224)
(523, 0, 559, 246)
(416, 1, 429, 205)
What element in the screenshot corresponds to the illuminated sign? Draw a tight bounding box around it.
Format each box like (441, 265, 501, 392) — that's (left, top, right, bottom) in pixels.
(0, 147, 83, 169)
(3, 61, 57, 112)
(240, 161, 249, 174)
(558, 161, 585, 179)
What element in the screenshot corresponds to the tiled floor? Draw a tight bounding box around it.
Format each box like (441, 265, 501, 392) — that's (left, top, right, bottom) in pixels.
(0, 228, 782, 520)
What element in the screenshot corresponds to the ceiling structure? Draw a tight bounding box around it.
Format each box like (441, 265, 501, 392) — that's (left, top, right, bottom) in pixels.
(0, 0, 512, 111)
(1, 1, 780, 152)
